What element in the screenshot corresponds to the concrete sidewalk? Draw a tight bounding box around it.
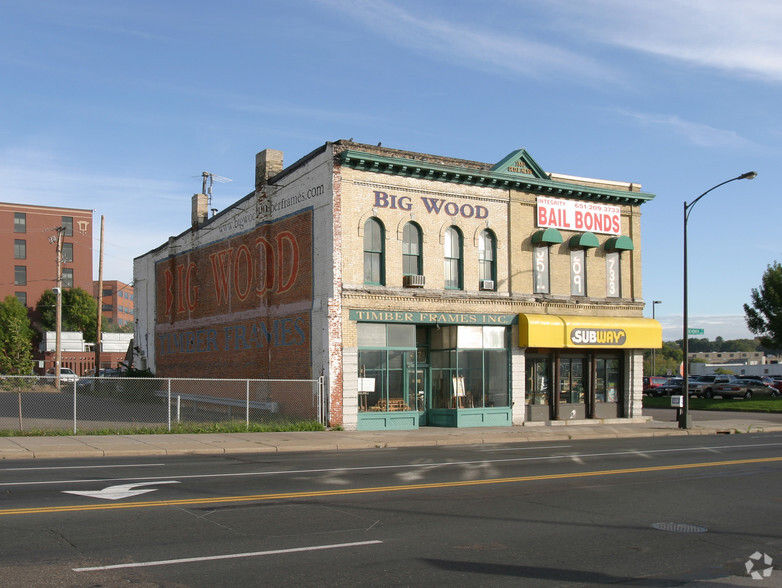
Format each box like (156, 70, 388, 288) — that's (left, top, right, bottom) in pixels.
(2, 412, 781, 460)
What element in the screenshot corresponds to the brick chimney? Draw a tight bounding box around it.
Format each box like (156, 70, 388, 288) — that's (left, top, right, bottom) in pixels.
(255, 149, 283, 189)
(191, 193, 208, 226)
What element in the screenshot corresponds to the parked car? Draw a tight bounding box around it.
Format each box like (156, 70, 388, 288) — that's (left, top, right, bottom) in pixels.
(736, 375, 777, 389)
(643, 376, 669, 396)
(40, 368, 79, 384)
(654, 377, 684, 396)
(713, 375, 778, 399)
(687, 374, 732, 398)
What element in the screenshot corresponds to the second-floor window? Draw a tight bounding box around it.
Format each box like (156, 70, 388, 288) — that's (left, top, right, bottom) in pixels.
(478, 229, 496, 286)
(62, 242, 73, 263)
(570, 249, 586, 296)
(533, 245, 550, 294)
(363, 218, 385, 285)
(444, 226, 463, 289)
(402, 222, 422, 276)
(606, 251, 621, 298)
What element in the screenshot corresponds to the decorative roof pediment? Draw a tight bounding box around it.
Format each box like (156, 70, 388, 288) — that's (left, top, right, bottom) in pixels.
(338, 148, 655, 206)
(490, 149, 548, 179)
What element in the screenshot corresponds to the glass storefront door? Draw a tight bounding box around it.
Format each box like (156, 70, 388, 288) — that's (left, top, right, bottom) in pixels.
(525, 357, 551, 421)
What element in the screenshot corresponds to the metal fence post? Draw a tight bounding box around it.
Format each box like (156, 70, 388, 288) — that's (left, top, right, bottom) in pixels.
(167, 378, 172, 431)
(246, 379, 250, 430)
(72, 380, 77, 434)
(318, 375, 325, 425)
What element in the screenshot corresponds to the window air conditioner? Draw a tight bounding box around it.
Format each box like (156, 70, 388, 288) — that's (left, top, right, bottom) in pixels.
(479, 279, 495, 291)
(403, 274, 425, 288)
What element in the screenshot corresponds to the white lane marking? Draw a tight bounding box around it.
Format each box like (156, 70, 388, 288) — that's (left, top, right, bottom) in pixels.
(5, 442, 782, 488)
(63, 481, 180, 500)
(2, 463, 165, 472)
(482, 445, 571, 451)
(73, 540, 383, 571)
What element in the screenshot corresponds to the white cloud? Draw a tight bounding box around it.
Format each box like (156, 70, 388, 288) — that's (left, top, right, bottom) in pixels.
(550, 0, 782, 82)
(658, 314, 756, 342)
(615, 110, 754, 148)
(317, 0, 618, 82)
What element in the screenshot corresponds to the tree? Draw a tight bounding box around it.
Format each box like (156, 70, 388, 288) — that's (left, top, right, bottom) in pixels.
(744, 261, 782, 352)
(0, 296, 34, 375)
(35, 288, 98, 343)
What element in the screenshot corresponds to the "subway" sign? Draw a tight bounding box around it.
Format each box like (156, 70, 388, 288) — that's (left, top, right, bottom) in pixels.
(570, 328, 627, 346)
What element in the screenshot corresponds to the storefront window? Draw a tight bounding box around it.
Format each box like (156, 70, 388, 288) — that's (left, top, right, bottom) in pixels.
(559, 358, 585, 403)
(357, 323, 416, 412)
(526, 357, 550, 405)
(595, 358, 621, 403)
(430, 326, 508, 409)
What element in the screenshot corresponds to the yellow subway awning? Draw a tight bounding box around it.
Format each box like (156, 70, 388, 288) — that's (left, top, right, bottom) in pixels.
(519, 314, 662, 349)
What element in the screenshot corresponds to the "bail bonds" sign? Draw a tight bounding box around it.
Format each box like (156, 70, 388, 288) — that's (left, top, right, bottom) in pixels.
(537, 196, 621, 235)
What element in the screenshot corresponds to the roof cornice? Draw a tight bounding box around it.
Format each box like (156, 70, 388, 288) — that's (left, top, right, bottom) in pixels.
(339, 149, 655, 205)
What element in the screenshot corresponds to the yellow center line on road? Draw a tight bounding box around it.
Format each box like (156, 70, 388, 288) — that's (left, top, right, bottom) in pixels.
(3, 456, 781, 517)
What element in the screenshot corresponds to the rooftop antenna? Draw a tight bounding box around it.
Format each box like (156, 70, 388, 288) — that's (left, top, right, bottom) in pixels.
(200, 172, 233, 209)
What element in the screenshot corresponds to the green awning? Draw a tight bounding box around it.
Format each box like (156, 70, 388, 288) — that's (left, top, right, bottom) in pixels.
(604, 235, 634, 251)
(568, 232, 599, 249)
(531, 228, 564, 245)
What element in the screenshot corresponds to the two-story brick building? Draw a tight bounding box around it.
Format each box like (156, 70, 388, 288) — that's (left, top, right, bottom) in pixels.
(134, 140, 661, 430)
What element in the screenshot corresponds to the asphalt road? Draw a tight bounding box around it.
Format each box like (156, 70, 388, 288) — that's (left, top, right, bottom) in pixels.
(1, 433, 781, 586)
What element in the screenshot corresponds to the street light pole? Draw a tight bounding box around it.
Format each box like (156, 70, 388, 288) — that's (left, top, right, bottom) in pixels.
(651, 300, 662, 376)
(681, 171, 757, 429)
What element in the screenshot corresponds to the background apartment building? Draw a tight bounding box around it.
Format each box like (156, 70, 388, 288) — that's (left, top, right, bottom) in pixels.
(94, 279, 135, 327)
(0, 202, 93, 307)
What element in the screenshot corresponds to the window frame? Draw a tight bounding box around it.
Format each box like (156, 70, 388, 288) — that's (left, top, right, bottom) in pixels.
(363, 217, 385, 286)
(14, 213, 26, 234)
(478, 229, 496, 287)
(14, 239, 26, 259)
(402, 222, 423, 276)
(444, 226, 463, 290)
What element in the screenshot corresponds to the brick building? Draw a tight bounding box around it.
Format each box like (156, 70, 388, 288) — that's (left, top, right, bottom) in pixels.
(134, 140, 661, 430)
(0, 202, 93, 307)
(94, 279, 135, 327)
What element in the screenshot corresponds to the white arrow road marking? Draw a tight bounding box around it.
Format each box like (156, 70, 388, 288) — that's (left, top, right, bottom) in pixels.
(63, 481, 180, 500)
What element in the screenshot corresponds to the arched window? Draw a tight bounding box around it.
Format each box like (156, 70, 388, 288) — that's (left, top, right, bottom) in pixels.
(402, 222, 422, 276)
(364, 218, 385, 285)
(478, 229, 496, 289)
(444, 226, 463, 289)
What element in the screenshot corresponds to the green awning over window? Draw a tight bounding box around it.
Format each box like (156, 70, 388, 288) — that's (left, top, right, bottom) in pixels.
(568, 232, 599, 249)
(531, 228, 564, 245)
(604, 235, 634, 251)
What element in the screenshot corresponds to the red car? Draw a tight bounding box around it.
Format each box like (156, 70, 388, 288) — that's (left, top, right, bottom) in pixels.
(643, 376, 669, 396)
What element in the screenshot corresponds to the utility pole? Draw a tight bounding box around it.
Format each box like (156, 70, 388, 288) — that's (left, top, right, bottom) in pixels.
(95, 215, 104, 375)
(54, 226, 66, 390)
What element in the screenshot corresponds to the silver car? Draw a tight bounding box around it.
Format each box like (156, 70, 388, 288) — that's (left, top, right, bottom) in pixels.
(712, 376, 777, 399)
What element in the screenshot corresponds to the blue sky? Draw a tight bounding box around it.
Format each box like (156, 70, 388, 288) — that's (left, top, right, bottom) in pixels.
(3, 0, 780, 341)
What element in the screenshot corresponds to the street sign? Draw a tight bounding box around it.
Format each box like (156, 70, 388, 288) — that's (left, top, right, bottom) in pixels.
(688, 328, 704, 335)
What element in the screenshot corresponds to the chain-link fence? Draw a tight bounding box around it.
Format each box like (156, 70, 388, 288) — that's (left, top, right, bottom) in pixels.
(0, 375, 325, 434)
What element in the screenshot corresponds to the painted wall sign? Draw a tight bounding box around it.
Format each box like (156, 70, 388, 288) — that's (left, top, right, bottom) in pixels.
(537, 196, 620, 235)
(154, 209, 313, 378)
(569, 328, 627, 346)
(349, 309, 515, 325)
(373, 190, 489, 220)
